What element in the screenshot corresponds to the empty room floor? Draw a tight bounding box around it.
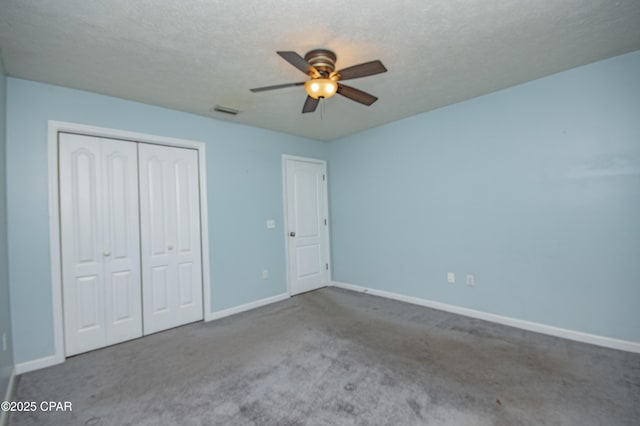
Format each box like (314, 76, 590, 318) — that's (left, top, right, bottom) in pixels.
(9, 287, 640, 425)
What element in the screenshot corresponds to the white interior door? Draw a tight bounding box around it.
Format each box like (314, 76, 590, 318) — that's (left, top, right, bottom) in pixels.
(59, 133, 142, 356)
(285, 158, 330, 295)
(138, 143, 203, 334)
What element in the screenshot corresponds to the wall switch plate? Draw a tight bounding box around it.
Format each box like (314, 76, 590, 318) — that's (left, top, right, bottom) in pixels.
(262, 269, 269, 280)
(266, 219, 276, 229)
(2, 332, 6, 352)
(447, 272, 455, 284)
(466, 274, 475, 286)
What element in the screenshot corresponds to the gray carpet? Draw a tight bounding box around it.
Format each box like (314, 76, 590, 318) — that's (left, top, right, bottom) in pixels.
(9, 287, 640, 425)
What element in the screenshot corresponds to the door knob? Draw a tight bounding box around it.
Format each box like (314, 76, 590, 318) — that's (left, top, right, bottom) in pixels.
(289, 231, 296, 237)
(168, 245, 174, 251)
(103, 251, 111, 256)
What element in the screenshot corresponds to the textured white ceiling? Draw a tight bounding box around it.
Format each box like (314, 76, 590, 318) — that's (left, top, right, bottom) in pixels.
(1, 0, 639, 141)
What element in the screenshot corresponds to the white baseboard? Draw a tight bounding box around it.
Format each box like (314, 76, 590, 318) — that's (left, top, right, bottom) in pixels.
(1, 367, 16, 426)
(206, 293, 290, 322)
(14, 354, 61, 375)
(331, 281, 640, 354)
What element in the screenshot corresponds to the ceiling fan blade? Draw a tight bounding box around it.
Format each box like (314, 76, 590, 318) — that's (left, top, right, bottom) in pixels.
(337, 84, 378, 106)
(336, 60, 387, 81)
(277, 51, 319, 77)
(302, 96, 319, 113)
(250, 82, 305, 92)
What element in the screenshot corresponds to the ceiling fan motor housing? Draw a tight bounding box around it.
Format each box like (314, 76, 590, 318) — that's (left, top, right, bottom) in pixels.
(304, 49, 337, 77)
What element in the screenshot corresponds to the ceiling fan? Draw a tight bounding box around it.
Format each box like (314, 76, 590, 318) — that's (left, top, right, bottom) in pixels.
(250, 49, 387, 113)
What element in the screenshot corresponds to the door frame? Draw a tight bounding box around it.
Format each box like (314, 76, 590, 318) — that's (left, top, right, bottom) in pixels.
(281, 155, 331, 296)
(47, 120, 212, 365)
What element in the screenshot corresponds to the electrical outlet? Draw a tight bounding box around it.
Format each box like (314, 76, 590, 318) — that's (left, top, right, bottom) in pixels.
(466, 274, 475, 286)
(447, 272, 455, 284)
(262, 269, 269, 280)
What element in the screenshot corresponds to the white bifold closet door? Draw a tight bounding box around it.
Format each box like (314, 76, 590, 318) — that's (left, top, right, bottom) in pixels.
(138, 143, 203, 335)
(59, 133, 142, 356)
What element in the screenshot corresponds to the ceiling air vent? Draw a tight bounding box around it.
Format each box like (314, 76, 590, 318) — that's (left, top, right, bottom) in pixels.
(212, 105, 240, 115)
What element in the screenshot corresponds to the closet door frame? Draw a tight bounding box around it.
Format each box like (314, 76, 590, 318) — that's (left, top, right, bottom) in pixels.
(47, 120, 212, 367)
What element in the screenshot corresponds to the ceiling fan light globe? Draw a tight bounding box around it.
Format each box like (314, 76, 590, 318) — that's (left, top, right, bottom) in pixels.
(305, 79, 337, 99)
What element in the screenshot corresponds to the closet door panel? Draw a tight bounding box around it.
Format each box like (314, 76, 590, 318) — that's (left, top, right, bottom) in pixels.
(152, 265, 170, 312)
(60, 134, 142, 356)
(59, 134, 107, 356)
(101, 139, 143, 344)
(173, 150, 203, 320)
(139, 143, 203, 334)
(148, 157, 169, 256)
(139, 144, 175, 333)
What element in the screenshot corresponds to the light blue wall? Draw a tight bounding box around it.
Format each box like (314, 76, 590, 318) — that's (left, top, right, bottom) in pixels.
(6, 78, 328, 364)
(328, 51, 640, 343)
(0, 55, 14, 397)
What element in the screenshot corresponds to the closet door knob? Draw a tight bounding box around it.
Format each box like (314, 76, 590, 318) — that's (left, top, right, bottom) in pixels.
(289, 232, 296, 237)
(104, 251, 111, 257)
(168, 245, 174, 251)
